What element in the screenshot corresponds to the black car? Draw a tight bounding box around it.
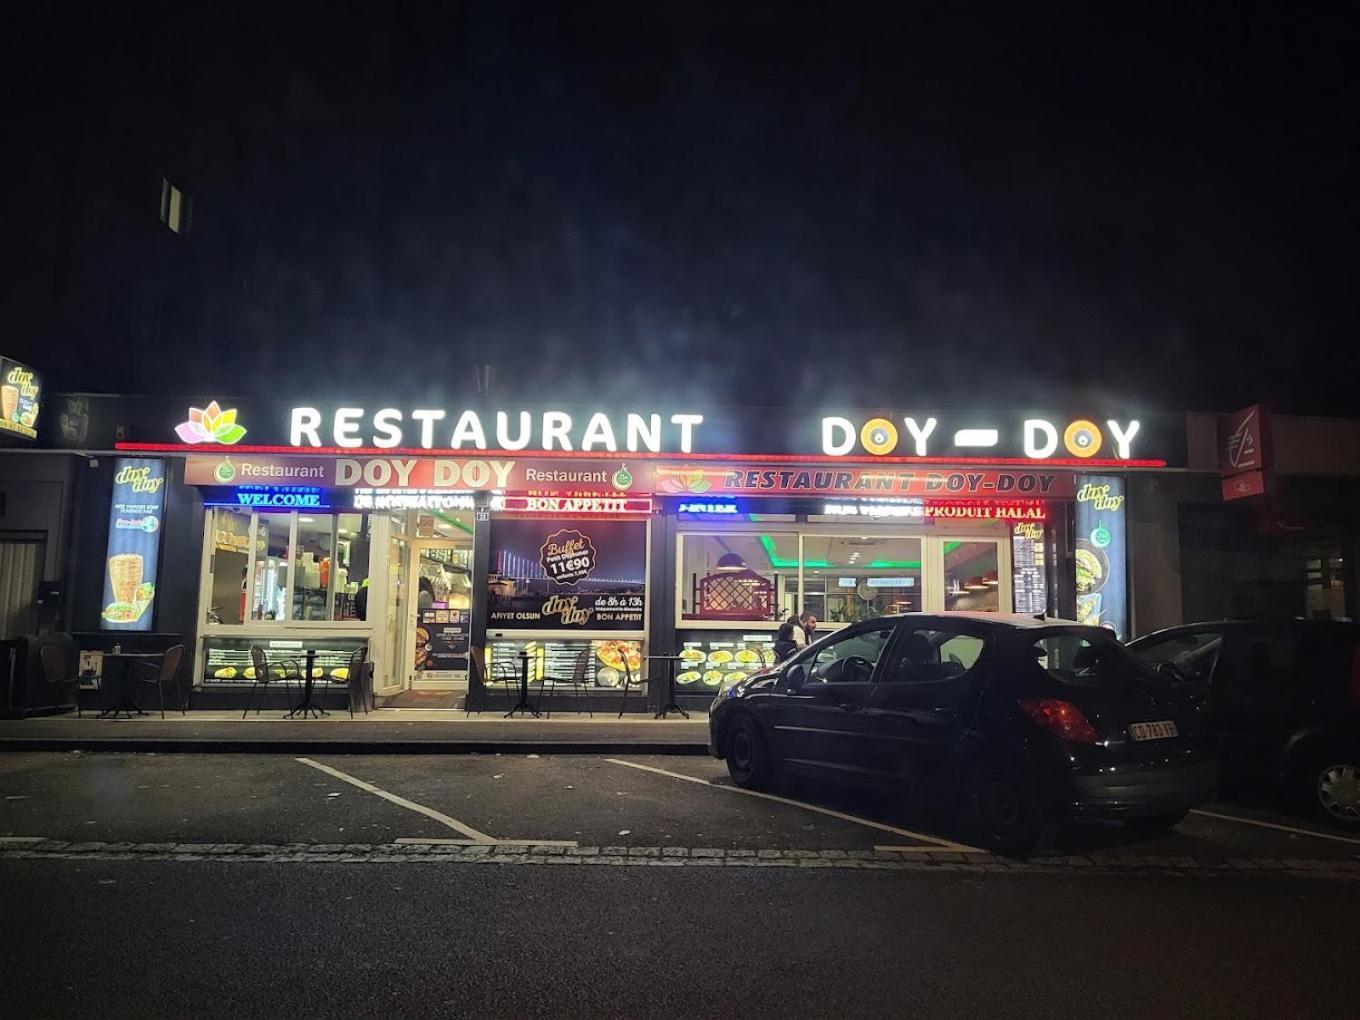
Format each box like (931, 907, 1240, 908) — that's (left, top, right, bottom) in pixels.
(709, 612, 1216, 853)
(1128, 620, 1360, 826)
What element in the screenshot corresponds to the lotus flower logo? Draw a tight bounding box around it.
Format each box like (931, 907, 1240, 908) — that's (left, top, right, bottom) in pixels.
(175, 401, 247, 445)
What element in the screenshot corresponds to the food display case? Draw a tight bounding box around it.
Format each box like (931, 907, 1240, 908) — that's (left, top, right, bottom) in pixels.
(676, 631, 777, 691)
(201, 635, 367, 685)
(486, 638, 645, 689)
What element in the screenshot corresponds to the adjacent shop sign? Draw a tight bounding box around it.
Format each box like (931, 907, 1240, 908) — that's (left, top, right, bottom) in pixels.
(488, 518, 646, 630)
(100, 458, 166, 631)
(0, 355, 42, 440)
(821, 415, 1145, 461)
(1219, 404, 1272, 503)
(1074, 476, 1127, 638)
(1222, 471, 1267, 502)
(659, 465, 1075, 499)
(1011, 522, 1048, 615)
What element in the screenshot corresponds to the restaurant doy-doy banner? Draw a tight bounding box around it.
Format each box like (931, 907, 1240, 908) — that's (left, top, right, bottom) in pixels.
(1073, 475, 1128, 639)
(185, 453, 1079, 500)
(101, 457, 167, 631)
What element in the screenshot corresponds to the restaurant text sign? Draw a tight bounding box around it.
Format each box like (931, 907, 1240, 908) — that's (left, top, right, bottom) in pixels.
(0, 355, 42, 440)
(657, 465, 1075, 499)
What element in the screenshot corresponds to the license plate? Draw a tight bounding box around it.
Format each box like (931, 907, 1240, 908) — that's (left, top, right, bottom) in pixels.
(1129, 720, 1178, 741)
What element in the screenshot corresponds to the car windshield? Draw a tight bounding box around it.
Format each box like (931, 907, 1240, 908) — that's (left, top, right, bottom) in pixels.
(1030, 629, 1152, 688)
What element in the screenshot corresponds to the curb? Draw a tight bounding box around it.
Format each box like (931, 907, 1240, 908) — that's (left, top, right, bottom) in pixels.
(0, 737, 709, 756)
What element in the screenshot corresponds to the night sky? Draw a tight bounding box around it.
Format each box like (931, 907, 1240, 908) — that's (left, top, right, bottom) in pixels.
(5, 3, 1357, 416)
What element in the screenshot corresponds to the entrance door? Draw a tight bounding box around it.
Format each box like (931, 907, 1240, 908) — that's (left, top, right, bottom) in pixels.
(406, 539, 474, 686)
(0, 538, 44, 639)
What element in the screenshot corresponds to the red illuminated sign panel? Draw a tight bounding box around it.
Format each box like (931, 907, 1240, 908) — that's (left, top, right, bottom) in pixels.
(500, 495, 653, 515)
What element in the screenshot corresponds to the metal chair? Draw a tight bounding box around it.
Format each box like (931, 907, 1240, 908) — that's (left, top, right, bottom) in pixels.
(243, 645, 300, 718)
(133, 644, 186, 718)
(340, 645, 370, 718)
(39, 645, 81, 717)
(466, 646, 517, 716)
(617, 657, 645, 718)
(537, 647, 593, 719)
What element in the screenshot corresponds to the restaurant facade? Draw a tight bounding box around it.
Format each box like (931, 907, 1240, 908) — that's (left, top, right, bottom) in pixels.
(2, 388, 1354, 714)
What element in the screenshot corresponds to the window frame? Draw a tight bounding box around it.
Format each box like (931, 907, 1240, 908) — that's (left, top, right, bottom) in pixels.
(878, 623, 992, 685)
(781, 620, 900, 689)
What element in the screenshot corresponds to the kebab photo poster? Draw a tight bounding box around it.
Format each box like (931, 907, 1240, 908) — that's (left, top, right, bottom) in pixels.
(487, 518, 646, 630)
(101, 457, 167, 631)
(1074, 475, 1128, 638)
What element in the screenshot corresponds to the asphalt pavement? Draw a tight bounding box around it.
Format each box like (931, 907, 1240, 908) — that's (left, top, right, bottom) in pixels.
(3, 751, 1360, 1018)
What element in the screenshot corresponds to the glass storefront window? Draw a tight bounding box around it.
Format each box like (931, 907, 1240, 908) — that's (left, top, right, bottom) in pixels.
(944, 540, 1002, 612)
(802, 534, 922, 624)
(678, 532, 793, 622)
(206, 508, 252, 625)
(207, 509, 373, 625)
(676, 631, 777, 691)
(252, 512, 290, 620)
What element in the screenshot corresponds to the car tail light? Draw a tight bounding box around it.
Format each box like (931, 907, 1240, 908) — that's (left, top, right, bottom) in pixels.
(1019, 697, 1099, 744)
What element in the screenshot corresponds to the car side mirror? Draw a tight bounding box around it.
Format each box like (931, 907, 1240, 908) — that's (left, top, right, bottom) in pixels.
(782, 663, 807, 691)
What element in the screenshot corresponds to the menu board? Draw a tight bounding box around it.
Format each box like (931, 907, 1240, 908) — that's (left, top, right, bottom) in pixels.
(202, 636, 366, 683)
(488, 518, 646, 631)
(0, 356, 41, 440)
(487, 638, 644, 689)
(1074, 476, 1128, 638)
(1011, 522, 1048, 615)
(100, 458, 167, 631)
(415, 608, 470, 675)
(676, 631, 777, 691)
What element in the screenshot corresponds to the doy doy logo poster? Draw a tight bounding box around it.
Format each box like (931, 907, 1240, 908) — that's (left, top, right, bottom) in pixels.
(101, 458, 167, 631)
(1074, 475, 1127, 639)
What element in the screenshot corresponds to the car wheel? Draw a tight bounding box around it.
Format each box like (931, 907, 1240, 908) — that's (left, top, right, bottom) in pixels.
(726, 716, 773, 790)
(1308, 755, 1360, 827)
(1125, 810, 1188, 831)
(961, 761, 1048, 855)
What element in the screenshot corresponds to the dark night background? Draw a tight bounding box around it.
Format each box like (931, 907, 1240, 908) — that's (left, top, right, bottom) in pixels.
(3, 3, 1356, 416)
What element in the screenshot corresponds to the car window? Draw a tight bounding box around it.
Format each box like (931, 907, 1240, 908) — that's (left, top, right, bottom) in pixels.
(1131, 630, 1222, 683)
(883, 628, 986, 683)
(1032, 632, 1149, 688)
(793, 626, 896, 685)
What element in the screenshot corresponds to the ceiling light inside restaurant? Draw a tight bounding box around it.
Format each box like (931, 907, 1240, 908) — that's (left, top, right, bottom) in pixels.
(716, 552, 747, 572)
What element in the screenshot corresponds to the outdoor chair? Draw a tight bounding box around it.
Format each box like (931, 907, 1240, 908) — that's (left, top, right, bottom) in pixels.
(339, 645, 371, 718)
(466, 646, 517, 716)
(133, 644, 186, 718)
(39, 644, 81, 717)
(617, 658, 645, 718)
(243, 645, 301, 718)
(537, 647, 593, 718)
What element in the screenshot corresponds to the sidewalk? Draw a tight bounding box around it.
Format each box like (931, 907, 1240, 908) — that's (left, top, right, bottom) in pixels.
(0, 711, 711, 755)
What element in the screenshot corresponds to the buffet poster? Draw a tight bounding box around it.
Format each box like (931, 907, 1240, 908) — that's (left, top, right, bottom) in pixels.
(488, 518, 646, 630)
(1074, 475, 1127, 639)
(101, 458, 167, 631)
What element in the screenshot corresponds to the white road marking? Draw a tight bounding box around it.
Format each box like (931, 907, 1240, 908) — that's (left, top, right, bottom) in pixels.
(296, 757, 496, 844)
(0, 836, 45, 844)
(874, 844, 985, 854)
(392, 837, 579, 847)
(605, 758, 982, 852)
(1190, 808, 1360, 847)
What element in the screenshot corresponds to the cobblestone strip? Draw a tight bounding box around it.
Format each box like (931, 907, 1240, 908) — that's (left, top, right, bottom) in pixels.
(2, 843, 1358, 880)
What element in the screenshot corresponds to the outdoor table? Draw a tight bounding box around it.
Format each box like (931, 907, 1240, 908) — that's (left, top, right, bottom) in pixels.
(97, 652, 162, 719)
(287, 650, 328, 719)
(505, 651, 540, 718)
(647, 655, 689, 720)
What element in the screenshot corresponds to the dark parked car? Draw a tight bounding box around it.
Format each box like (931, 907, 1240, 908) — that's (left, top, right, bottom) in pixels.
(709, 613, 1216, 852)
(1128, 620, 1360, 826)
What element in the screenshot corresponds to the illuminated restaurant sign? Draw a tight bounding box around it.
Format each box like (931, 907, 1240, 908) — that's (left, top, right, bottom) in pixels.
(101, 458, 166, 631)
(500, 495, 653, 515)
(0, 355, 42, 440)
(820, 416, 1142, 460)
(659, 466, 1075, 499)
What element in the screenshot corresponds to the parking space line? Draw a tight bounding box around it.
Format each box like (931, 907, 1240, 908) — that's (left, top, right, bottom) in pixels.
(0, 836, 45, 845)
(392, 838, 579, 847)
(1190, 808, 1360, 847)
(604, 758, 983, 852)
(296, 757, 496, 844)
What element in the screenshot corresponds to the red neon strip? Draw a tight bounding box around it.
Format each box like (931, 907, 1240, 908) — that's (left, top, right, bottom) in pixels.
(112, 442, 1166, 469)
